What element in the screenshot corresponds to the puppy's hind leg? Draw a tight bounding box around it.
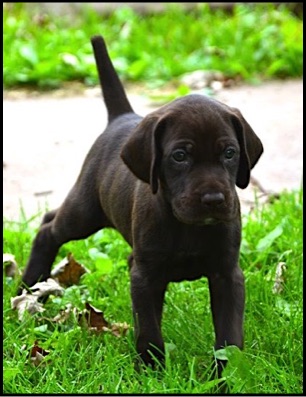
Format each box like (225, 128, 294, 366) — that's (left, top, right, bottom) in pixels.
(19, 185, 110, 293)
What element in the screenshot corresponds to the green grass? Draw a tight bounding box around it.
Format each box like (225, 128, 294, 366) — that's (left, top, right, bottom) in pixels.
(3, 3, 303, 89)
(3, 189, 303, 394)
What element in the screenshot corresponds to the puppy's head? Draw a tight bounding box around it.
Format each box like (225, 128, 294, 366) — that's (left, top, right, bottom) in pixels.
(121, 95, 263, 225)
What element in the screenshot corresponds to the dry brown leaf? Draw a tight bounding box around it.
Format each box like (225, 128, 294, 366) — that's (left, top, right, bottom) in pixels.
(110, 322, 130, 338)
(51, 253, 88, 286)
(52, 303, 74, 323)
(3, 253, 19, 277)
(29, 340, 50, 366)
(80, 302, 109, 331)
(11, 292, 45, 321)
(272, 262, 287, 294)
(30, 278, 64, 298)
(11, 278, 64, 320)
(79, 303, 130, 337)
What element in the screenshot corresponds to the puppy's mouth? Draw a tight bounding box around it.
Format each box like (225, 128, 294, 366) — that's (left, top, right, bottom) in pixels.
(172, 209, 224, 226)
(172, 201, 237, 226)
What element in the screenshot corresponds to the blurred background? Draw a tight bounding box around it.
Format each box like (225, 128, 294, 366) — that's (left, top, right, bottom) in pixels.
(3, 2, 303, 88)
(3, 2, 303, 220)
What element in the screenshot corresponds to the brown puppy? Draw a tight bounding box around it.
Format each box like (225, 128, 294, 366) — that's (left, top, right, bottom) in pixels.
(20, 36, 263, 374)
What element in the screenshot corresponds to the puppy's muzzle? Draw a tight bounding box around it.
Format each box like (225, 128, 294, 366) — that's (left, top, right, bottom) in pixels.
(172, 188, 237, 226)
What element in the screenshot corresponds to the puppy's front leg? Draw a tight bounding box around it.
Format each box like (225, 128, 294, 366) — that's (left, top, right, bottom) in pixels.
(208, 266, 245, 377)
(130, 261, 167, 368)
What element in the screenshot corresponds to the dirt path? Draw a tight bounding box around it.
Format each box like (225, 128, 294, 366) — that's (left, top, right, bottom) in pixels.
(3, 79, 303, 221)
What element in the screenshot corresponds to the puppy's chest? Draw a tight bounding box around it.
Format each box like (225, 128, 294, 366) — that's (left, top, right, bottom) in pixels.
(165, 249, 212, 281)
(160, 228, 238, 282)
(168, 251, 209, 281)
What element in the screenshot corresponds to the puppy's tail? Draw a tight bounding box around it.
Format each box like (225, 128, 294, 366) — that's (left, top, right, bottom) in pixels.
(91, 35, 134, 122)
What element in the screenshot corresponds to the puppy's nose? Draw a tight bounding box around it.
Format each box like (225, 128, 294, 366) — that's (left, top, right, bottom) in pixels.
(201, 192, 225, 206)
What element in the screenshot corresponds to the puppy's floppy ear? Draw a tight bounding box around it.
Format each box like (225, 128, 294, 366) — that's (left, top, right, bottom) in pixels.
(121, 113, 168, 194)
(231, 108, 263, 189)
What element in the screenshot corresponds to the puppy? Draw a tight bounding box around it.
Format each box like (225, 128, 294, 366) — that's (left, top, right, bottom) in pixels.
(20, 35, 263, 375)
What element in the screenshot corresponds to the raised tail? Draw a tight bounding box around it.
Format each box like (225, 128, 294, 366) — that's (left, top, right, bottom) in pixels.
(91, 35, 134, 122)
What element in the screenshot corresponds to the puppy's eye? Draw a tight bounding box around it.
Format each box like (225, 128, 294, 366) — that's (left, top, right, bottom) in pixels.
(172, 149, 187, 162)
(224, 147, 236, 159)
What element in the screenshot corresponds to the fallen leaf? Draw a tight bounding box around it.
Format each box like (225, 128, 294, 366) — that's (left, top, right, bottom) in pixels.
(3, 253, 19, 277)
(80, 302, 109, 331)
(52, 303, 74, 323)
(110, 322, 130, 338)
(11, 292, 45, 321)
(79, 303, 130, 337)
(29, 341, 50, 366)
(51, 253, 88, 286)
(30, 278, 65, 298)
(11, 278, 64, 320)
(272, 262, 287, 294)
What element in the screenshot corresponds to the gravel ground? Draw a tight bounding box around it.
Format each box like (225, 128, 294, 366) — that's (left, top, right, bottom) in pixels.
(3, 79, 303, 221)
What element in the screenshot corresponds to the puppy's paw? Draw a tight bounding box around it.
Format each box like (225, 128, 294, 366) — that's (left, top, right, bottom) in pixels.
(135, 346, 165, 372)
